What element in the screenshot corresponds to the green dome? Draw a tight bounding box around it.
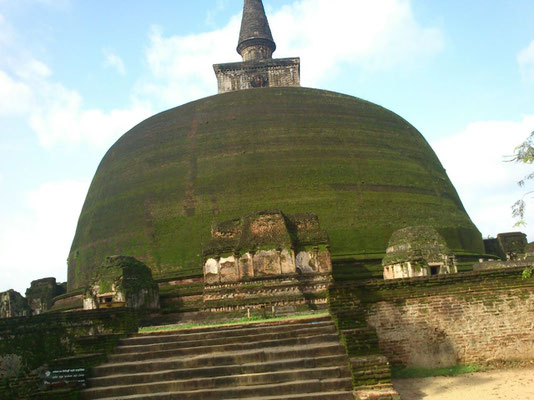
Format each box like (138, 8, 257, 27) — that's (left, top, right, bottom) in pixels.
(68, 87, 483, 290)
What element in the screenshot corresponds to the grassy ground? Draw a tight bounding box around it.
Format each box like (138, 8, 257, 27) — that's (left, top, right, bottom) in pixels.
(138, 311, 330, 333)
(392, 365, 480, 379)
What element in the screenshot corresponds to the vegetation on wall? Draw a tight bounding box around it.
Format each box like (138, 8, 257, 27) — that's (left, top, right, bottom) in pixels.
(68, 87, 484, 290)
(204, 210, 329, 257)
(509, 131, 534, 226)
(0, 309, 138, 398)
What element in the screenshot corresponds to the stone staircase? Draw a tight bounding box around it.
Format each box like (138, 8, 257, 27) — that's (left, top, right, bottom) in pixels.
(81, 315, 355, 399)
(329, 284, 401, 400)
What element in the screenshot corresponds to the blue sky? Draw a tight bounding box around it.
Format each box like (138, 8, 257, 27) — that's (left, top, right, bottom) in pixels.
(1, 0, 533, 294)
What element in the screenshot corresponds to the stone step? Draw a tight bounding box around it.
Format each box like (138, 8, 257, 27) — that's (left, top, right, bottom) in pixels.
(82, 315, 355, 400)
(89, 354, 349, 388)
(124, 318, 333, 345)
(83, 378, 354, 400)
(83, 366, 350, 399)
(93, 343, 347, 377)
(115, 325, 337, 354)
(108, 333, 342, 363)
(138, 316, 332, 335)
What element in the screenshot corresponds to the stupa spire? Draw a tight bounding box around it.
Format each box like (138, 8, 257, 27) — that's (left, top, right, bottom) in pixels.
(237, 0, 276, 61)
(213, 0, 300, 93)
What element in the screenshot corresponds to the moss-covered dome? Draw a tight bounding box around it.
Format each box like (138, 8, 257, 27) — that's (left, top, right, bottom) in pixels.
(68, 87, 483, 290)
(383, 225, 453, 266)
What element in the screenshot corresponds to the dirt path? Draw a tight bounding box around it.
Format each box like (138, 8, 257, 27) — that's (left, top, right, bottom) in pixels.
(392, 367, 534, 400)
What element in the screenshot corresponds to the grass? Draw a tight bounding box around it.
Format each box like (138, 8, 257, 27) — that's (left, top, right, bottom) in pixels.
(391, 364, 480, 379)
(138, 311, 329, 333)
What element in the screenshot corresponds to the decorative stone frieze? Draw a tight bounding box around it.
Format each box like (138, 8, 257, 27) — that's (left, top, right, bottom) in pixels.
(203, 210, 331, 284)
(202, 210, 332, 311)
(213, 58, 300, 93)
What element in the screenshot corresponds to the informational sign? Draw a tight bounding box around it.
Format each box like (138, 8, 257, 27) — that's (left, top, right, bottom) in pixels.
(40, 367, 86, 388)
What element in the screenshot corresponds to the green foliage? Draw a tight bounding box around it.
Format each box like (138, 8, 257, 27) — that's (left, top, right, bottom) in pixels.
(523, 266, 533, 280)
(510, 131, 534, 226)
(511, 131, 534, 164)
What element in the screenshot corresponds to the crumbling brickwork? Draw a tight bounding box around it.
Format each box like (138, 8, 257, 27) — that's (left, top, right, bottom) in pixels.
(366, 269, 534, 367)
(330, 268, 534, 369)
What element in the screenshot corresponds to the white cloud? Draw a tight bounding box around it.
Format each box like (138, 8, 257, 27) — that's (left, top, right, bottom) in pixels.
(0, 59, 152, 148)
(139, 21, 240, 108)
(28, 78, 152, 148)
(271, 0, 443, 84)
(0, 12, 151, 149)
(0, 179, 90, 294)
(518, 40, 534, 83)
(0, 69, 32, 116)
(433, 116, 534, 240)
(103, 51, 126, 75)
(16, 58, 52, 80)
(139, 0, 443, 108)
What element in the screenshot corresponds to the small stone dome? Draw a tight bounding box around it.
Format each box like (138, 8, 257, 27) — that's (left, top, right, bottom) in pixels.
(383, 226, 457, 279)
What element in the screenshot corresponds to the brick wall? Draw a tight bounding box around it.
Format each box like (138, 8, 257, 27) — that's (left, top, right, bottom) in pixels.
(331, 267, 534, 368)
(368, 288, 534, 367)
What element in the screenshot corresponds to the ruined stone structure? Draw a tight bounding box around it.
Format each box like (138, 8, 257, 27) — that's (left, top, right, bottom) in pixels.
(524, 241, 534, 259)
(213, 0, 300, 93)
(202, 210, 332, 312)
(25, 277, 65, 315)
(382, 226, 457, 280)
(83, 256, 159, 310)
(0, 290, 29, 319)
(203, 210, 331, 283)
(484, 231, 528, 260)
(476, 231, 532, 271)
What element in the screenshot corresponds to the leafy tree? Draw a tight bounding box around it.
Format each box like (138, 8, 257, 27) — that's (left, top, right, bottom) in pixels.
(510, 131, 534, 226)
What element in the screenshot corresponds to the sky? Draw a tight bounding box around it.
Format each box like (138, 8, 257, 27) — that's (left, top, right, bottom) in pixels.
(1, 0, 533, 294)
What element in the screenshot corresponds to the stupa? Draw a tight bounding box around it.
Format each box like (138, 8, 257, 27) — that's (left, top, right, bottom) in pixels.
(67, 0, 484, 290)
